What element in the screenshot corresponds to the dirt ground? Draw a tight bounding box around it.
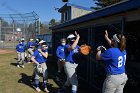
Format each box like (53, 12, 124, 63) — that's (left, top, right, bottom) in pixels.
(0, 49, 15, 54)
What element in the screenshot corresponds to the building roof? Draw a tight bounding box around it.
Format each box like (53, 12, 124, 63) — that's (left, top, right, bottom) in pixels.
(52, 0, 140, 30)
(58, 3, 93, 12)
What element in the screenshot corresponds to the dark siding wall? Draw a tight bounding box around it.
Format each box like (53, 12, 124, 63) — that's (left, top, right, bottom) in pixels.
(52, 22, 123, 90)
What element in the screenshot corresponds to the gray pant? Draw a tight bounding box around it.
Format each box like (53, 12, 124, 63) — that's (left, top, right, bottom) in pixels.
(17, 52, 25, 65)
(64, 62, 78, 91)
(102, 73, 128, 93)
(27, 48, 34, 61)
(35, 62, 48, 80)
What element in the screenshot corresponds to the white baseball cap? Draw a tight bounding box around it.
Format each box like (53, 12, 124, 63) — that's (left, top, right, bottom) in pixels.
(113, 34, 120, 43)
(30, 38, 33, 41)
(39, 40, 46, 44)
(36, 38, 39, 41)
(21, 38, 25, 41)
(67, 34, 75, 39)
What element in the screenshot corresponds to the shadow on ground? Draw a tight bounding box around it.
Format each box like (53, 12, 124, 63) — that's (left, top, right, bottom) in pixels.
(18, 73, 34, 90)
(17, 72, 65, 93)
(14, 58, 17, 60)
(15, 59, 99, 93)
(10, 63, 17, 67)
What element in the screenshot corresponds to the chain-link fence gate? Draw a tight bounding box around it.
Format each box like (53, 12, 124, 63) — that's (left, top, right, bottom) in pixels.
(0, 11, 40, 48)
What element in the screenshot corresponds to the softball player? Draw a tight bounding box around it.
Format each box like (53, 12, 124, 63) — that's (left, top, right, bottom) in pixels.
(56, 38, 66, 74)
(20, 38, 28, 62)
(31, 42, 49, 92)
(96, 33, 128, 93)
(30, 40, 46, 83)
(27, 38, 35, 63)
(16, 40, 26, 68)
(59, 31, 80, 93)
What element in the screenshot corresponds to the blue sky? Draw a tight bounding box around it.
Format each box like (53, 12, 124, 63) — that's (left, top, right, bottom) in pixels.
(0, 0, 96, 22)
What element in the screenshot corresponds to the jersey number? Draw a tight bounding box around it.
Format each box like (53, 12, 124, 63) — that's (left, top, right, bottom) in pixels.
(118, 55, 126, 67)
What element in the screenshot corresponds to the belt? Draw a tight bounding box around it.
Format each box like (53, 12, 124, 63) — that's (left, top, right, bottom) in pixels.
(107, 73, 125, 76)
(39, 62, 45, 64)
(65, 61, 77, 64)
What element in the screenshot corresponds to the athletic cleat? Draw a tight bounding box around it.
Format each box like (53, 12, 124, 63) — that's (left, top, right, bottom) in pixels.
(35, 87, 41, 92)
(57, 90, 64, 93)
(21, 65, 24, 68)
(17, 65, 20, 68)
(44, 88, 49, 93)
(57, 88, 65, 93)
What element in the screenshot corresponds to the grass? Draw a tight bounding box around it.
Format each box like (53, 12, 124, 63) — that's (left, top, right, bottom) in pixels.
(0, 50, 60, 93)
(0, 49, 90, 93)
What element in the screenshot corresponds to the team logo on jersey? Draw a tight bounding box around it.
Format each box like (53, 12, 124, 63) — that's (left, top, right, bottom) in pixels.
(73, 48, 78, 53)
(61, 49, 64, 51)
(39, 53, 43, 56)
(19, 46, 23, 49)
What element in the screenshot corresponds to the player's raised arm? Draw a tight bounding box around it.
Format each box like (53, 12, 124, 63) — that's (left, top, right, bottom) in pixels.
(38, 46, 48, 58)
(105, 30, 112, 46)
(68, 31, 80, 51)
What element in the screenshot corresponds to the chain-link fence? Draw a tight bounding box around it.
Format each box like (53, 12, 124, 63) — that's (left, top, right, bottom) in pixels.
(0, 11, 40, 48)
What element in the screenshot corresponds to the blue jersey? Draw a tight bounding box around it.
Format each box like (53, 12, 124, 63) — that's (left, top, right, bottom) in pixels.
(16, 43, 26, 52)
(34, 41, 39, 47)
(101, 48, 127, 74)
(22, 42, 26, 46)
(65, 44, 80, 64)
(22, 42, 27, 49)
(27, 41, 34, 49)
(56, 45, 65, 59)
(33, 49, 48, 64)
(36, 46, 41, 50)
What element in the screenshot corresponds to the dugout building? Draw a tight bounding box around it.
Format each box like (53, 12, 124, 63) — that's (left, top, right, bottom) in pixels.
(51, 0, 140, 92)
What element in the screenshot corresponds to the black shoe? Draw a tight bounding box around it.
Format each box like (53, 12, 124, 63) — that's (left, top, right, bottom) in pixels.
(30, 76, 35, 82)
(57, 88, 65, 93)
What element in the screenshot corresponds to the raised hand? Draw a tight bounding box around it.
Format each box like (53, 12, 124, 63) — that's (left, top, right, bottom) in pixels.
(75, 31, 80, 38)
(104, 30, 112, 47)
(105, 30, 108, 38)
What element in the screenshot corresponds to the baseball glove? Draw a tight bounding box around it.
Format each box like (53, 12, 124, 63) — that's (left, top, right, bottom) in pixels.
(60, 59, 65, 66)
(97, 46, 106, 53)
(80, 44, 91, 55)
(36, 64, 43, 73)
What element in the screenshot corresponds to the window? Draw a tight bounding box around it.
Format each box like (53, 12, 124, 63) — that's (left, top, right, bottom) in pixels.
(62, 11, 69, 22)
(65, 11, 68, 21)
